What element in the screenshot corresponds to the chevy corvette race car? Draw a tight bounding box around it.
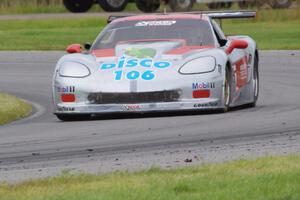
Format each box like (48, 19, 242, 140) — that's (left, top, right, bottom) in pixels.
(52, 11, 259, 121)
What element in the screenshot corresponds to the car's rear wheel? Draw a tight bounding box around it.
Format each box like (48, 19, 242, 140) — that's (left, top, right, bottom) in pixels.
(223, 67, 232, 112)
(97, 0, 128, 12)
(249, 54, 259, 107)
(169, 0, 194, 12)
(56, 114, 91, 121)
(135, 0, 160, 12)
(268, 0, 292, 8)
(63, 0, 93, 13)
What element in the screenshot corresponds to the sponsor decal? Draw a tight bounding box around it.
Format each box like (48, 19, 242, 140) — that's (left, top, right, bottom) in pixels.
(235, 56, 248, 89)
(100, 56, 171, 81)
(57, 86, 75, 93)
(58, 106, 75, 111)
(121, 105, 141, 111)
(193, 102, 218, 107)
(192, 82, 215, 90)
(125, 48, 156, 59)
(135, 21, 176, 27)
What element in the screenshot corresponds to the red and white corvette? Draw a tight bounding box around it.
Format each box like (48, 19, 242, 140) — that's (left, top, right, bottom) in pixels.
(52, 11, 259, 121)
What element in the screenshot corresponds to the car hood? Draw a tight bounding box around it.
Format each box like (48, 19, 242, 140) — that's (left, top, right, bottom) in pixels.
(57, 41, 223, 93)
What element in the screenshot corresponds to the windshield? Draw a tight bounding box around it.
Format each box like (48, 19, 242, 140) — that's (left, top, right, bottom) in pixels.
(92, 18, 215, 50)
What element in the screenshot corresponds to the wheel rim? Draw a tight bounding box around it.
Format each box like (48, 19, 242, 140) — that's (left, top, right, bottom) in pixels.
(177, 0, 192, 9)
(107, 0, 126, 7)
(224, 77, 230, 106)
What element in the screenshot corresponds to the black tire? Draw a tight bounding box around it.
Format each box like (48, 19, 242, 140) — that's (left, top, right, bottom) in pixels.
(135, 0, 160, 13)
(268, 0, 292, 8)
(97, 0, 128, 12)
(254, 0, 265, 7)
(238, 1, 250, 9)
(207, 2, 218, 9)
(63, 0, 93, 13)
(249, 54, 259, 107)
(223, 66, 232, 112)
(56, 114, 91, 121)
(169, 0, 194, 12)
(221, 2, 232, 8)
(238, 0, 257, 8)
(207, 2, 231, 9)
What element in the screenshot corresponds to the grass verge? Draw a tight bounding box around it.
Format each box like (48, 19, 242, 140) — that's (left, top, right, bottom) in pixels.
(0, 9, 299, 50)
(0, 155, 300, 199)
(0, 92, 32, 125)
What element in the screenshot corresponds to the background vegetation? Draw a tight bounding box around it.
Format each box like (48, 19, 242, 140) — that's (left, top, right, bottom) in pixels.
(0, 8, 299, 50)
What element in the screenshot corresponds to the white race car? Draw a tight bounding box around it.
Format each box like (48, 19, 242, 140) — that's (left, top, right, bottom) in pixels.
(52, 11, 259, 121)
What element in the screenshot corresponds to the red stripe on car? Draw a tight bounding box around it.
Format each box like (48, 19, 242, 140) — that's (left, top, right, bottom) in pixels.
(166, 45, 214, 55)
(92, 49, 115, 57)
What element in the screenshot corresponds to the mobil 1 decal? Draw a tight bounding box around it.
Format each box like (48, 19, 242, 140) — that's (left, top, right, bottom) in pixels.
(99, 55, 171, 81)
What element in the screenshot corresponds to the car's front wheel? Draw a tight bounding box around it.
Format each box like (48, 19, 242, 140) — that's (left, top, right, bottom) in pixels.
(63, 0, 93, 13)
(223, 67, 232, 112)
(56, 114, 91, 121)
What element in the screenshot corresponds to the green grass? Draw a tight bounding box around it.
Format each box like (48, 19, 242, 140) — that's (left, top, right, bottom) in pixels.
(0, 8, 299, 50)
(1, 155, 300, 199)
(0, 17, 299, 50)
(224, 20, 300, 50)
(0, 92, 32, 125)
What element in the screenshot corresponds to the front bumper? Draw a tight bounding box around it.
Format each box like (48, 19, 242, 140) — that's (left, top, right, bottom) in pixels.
(55, 98, 222, 114)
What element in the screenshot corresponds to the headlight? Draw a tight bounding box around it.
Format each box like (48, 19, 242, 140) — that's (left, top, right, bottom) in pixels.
(178, 56, 216, 75)
(59, 61, 90, 78)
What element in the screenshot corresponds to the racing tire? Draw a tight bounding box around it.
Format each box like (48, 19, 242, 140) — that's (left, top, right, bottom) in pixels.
(169, 0, 194, 12)
(238, 1, 252, 8)
(207, 2, 232, 9)
(135, 0, 160, 13)
(97, 0, 128, 12)
(223, 67, 232, 112)
(63, 0, 93, 13)
(249, 54, 259, 107)
(268, 0, 292, 8)
(56, 114, 91, 121)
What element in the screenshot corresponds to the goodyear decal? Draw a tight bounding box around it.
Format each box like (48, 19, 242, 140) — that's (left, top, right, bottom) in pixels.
(100, 56, 171, 81)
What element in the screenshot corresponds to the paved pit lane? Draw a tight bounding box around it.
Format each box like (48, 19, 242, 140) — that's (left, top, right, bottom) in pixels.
(0, 51, 299, 183)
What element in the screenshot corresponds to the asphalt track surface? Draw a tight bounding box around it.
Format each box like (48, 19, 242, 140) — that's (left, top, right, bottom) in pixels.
(0, 51, 300, 183)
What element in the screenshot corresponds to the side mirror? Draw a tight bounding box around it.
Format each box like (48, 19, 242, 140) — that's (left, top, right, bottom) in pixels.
(84, 43, 91, 50)
(226, 39, 248, 54)
(66, 44, 82, 54)
(219, 39, 227, 47)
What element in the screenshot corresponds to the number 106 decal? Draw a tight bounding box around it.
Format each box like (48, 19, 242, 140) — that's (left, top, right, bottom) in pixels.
(114, 70, 155, 81)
